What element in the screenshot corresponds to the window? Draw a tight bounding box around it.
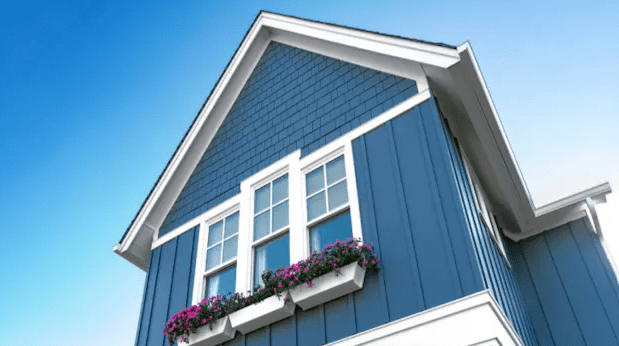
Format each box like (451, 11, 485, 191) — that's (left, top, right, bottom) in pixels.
(304, 155, 353, 252)
(189, 141, 363, 298)
(202, 211, 239, 298)
(251, 173, 291, 289)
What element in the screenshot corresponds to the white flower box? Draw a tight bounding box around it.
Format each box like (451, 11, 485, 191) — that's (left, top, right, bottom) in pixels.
(228, 294, 295, 334)
(290, 262, 366, 310)
(186, 316, 235, 346)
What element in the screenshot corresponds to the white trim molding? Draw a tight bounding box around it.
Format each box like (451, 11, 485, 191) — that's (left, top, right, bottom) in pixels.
(324, 290, 523, 346)
(115, 11, 614, 271)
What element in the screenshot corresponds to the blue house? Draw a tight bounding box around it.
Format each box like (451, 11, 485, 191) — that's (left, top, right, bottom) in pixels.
(114, 12, 619, 346)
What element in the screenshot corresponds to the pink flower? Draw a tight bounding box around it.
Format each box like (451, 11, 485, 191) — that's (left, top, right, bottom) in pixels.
(202, 319, 207, 323)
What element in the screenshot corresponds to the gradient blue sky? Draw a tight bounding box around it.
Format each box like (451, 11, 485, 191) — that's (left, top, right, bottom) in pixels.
(1, 1, 617, 345)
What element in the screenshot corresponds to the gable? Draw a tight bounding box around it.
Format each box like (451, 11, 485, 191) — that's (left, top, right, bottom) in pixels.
(159, 42, 418, 237)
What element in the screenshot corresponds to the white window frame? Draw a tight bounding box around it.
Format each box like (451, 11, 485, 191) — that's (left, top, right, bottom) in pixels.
(191, 195, 241, 304)
(299, 140, 363, 259)
(238, 151, 302, 293)
(160, 91, 433, 305)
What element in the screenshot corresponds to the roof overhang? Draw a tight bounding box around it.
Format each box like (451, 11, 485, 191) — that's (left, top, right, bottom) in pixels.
(114, 11, 612, 270)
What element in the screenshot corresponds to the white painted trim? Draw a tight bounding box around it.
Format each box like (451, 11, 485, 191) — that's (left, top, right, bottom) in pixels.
(324, 290, 523, 346)
(439, 43, 613, 241)
(190, 196, 241, 305)
(114, 10, 445, 269)
(239, 150, 301, 293)
(298, 142, 363, 259)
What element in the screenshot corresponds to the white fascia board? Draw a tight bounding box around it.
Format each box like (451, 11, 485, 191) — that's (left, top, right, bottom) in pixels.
(260, 12, 460, 69)
(115, 12, 457, 269)
(445, 42, 613, 240)
(325, 290, 523, 346)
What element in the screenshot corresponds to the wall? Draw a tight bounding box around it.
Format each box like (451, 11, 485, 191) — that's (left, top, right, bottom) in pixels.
(134, 226, 200, 346)
(507, 218, 619, 346)
(158, 41, 418, 237)
(440, 116, 540, 346)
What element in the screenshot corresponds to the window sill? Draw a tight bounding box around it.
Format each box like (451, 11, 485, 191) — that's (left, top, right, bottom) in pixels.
(290, 262, 366, 310)
(228, 294, 295, 334)
(187, 316, 235, 346)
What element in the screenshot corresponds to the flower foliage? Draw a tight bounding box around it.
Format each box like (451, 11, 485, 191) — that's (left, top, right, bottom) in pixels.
(163, 238, 378, 344)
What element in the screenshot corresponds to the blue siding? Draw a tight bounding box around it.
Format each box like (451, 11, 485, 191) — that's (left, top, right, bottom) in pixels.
(159, 42, 418, 236)
(134, 226, 200, 346)
(440, 113, 539, 346)
(507, 218, 619, 346)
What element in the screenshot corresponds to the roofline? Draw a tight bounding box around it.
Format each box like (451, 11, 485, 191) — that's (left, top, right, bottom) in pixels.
(113, 11, 464, 270)
(453, 42, 612, 241)
(114, 11, 613, 270)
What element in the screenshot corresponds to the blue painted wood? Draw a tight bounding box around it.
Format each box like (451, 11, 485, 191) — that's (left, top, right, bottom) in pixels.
(391, 109, 462, 309)
(245, 326, 270, 346)
(362, 120, 425, 319)
(270, 314, 296, 345)
(147, 239, 179, 346)
(544, 223, 619, 345)
(520, 234, 586, 346)
(570, 219, 619, 339)
(167, 230, 197, 346)
(296, 305, 326, 346)
(135, 247, 160, 346)
(159, 42, 418, 236)
(438, 108, 539, 346)
(417, 101, 484, 296)
(324, 294, 356, 343)
(186, 226, 199, 307)
(505, 239, 555, 346)
(351, 136, 390, 332)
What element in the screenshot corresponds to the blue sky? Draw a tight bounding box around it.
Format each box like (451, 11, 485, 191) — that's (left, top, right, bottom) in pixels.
(1, 1, 617, 345)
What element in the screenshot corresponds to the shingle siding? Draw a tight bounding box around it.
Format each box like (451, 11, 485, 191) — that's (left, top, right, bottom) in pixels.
(159, 42, 417, 236)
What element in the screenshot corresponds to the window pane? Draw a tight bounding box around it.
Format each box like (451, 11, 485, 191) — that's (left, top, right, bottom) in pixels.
(309, 212, 353, 252)
(326, 156, 346, 185)
(272, 201, 289, 231)
(222, 235, 238, 262)
(253, 210, 270, 241)
(208, 221, 224, 247)
(206, 244, 222, 270)
(205, 266, 236, 299)
(254, 184, 270, 213)
(254, 234, 290, 288)
(306, 167, 324, 196)
(327, 180, 348, 210)
(272, 174, 288, 204)
(224, 212, 239, 238)
(307, 191, 326, 220)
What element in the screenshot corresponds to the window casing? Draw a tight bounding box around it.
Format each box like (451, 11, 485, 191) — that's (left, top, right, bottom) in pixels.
(188, 140, 363, 303)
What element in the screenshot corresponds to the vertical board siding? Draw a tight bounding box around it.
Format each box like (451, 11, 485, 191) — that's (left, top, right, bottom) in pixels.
(133, 227, 200, 346)
(139, 98, 497, 346)
(159, 42, 418, 237)
(135, 247, 161, 346)
(441, 114, 540, 345)
(508, 219, 619, 346)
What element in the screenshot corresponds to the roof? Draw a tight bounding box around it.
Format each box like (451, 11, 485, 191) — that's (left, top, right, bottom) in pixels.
(114, 11, 611, 271)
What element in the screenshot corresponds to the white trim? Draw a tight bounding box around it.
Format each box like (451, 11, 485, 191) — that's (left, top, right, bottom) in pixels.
(239, 150, 301, 293)
(191, 196, 241, 305)
(441, 43, 613, 241)
(324, 290, 523, 346)
(114, 11, 443, 269)
(299, 142, 363, 259)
